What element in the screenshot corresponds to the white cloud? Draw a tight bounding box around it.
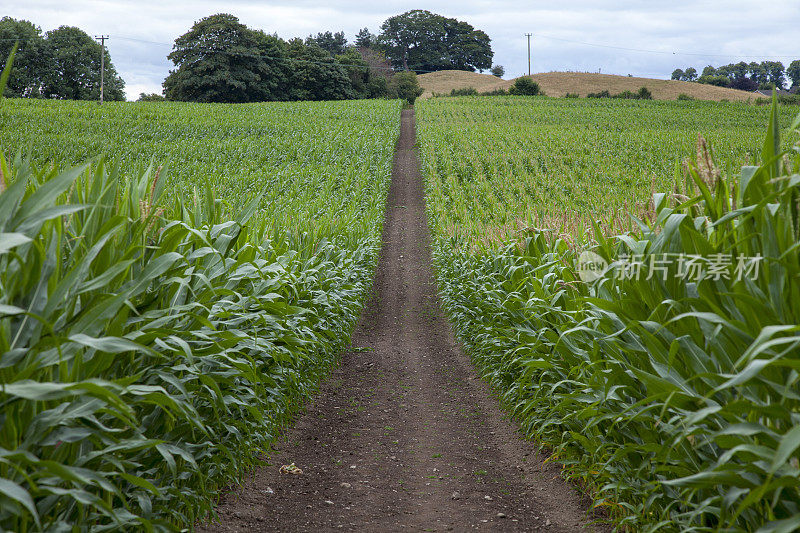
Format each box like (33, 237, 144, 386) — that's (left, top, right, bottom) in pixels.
(5, 1, 798, 100)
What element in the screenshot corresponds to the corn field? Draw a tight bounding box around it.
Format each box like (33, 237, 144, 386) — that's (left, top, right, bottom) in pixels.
(418, 96, 796, 248)
(0, 85, 401, 529)
(421, 95, 800, 531)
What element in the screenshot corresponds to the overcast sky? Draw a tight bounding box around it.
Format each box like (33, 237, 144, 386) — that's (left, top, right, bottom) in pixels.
(5, 1, 799, 100)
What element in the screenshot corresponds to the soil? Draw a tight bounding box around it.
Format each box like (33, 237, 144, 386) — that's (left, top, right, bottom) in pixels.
(198, 109, 603, 532)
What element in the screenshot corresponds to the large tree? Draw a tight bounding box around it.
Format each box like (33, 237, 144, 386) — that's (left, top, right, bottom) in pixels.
(762, 61, 785, 89)
(0, 17, 51, 97)
(377, 10, 492, 73)
(44, 26, 125, 100)
(788, 60, 800, 89)
(163, 14, 287, 102)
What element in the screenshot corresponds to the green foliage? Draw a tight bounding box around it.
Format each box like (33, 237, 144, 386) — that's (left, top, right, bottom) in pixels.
(755, 94, 800, 106)
(682, 60, 793, 91)
(508, 77, 542, 96)
(677, 93, 696, 101)
(490, 65, 504, 78)
(0, 97, 401, 529)
(0, 19, 125, 101)
(391, 71, 423, 104)
(0, 18, 49, 98)
(417, 95, 795, 247)
(0, 41, 17, 99)
(585, 87, 652, 100)
(564, 92, 579, 98)
(305, 31, 348, 56)
(163, 15, 390, 103)
(137, 92, 165, 102)
(450, 87, 478, 96)
(43, 26, 125, 101)
(355, 27, 377, 49)
(0, 99, 400, 241)
(284, 38, 354, 101)
(788, 60, 800, 89)
(378, 10, 493, 73)
(164, 14, 287, 103)
(421, 94, 800, 530)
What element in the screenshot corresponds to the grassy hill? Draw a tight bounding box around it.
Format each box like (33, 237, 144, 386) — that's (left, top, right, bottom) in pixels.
(418, 70, 755, 102)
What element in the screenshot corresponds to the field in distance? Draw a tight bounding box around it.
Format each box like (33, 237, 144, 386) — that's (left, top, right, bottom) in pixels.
(419, 69, 756, 101)
(418, 95, 795, 247)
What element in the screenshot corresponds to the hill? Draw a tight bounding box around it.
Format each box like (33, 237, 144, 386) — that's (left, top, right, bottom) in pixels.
(418, 70, 754, 102)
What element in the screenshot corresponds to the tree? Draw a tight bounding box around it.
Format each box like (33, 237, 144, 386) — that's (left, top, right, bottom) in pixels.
(377, 10, 493, 73)
(335, 47, 392, 99)
(697, 74, 730, 88)
(336, 47, 371, 97)
(787, 60, 800, 89)
(137, 92, 165, 101)
(762, 61, 785, 89)
(163, 14, 287, 102)
(0, 17, 51, 97)
(490, 65, 504, 78)
(356, 46, 394, 97)
(305, 31, 347, 56)
(44, 26, 125, 100)
(283, 38, 354, 101)
(748, 62, 768, 85)
(357, 47, 393, 80)
(355, 28, 376, 49)
(671, 68, 684, 81)
(684, 67, 697, 81)
(508, 77, 542, 96)
(701, 65, 716, 77)
(390, 70, 422, 104)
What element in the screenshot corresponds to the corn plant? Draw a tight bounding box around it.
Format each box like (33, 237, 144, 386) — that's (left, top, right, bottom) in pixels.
(0, 57, 400, 528)
(425, 96, 800, 531)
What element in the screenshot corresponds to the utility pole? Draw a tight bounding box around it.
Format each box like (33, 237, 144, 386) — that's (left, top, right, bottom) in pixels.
(525, 33, 532, 76)
(95, 35, 108, 104)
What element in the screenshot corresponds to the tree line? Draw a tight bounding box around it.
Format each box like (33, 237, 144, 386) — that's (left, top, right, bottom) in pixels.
(160, 11, 493, 103)
(0, 17, 125, 100)
(671, 60, 800, 92)
(1, 10, 495, 103)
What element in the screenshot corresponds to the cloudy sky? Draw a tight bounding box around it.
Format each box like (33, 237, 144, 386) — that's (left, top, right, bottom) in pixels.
(5, 1, 799, 100)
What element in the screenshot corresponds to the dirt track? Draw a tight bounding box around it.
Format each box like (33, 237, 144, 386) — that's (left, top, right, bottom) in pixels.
(199, 108, 600, 532)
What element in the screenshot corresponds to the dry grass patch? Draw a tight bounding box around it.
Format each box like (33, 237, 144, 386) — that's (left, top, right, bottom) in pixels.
(418, 70, 754, 102)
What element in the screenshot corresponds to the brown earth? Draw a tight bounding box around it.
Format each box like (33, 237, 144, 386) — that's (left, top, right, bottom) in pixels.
(198, 109, 604, 532)
(419, 69, 755, 102)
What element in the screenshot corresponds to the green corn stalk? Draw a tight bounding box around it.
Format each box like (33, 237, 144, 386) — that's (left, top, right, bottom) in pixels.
(424, 94, 800, 531)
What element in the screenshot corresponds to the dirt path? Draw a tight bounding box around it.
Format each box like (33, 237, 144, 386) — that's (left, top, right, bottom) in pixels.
(199, 109, 600, 532)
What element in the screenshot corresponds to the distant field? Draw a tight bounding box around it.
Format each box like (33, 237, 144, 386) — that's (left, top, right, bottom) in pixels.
(418, 70, 756, 101)
(0, 98, 400, 241)
(418, 95, 795, 246)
